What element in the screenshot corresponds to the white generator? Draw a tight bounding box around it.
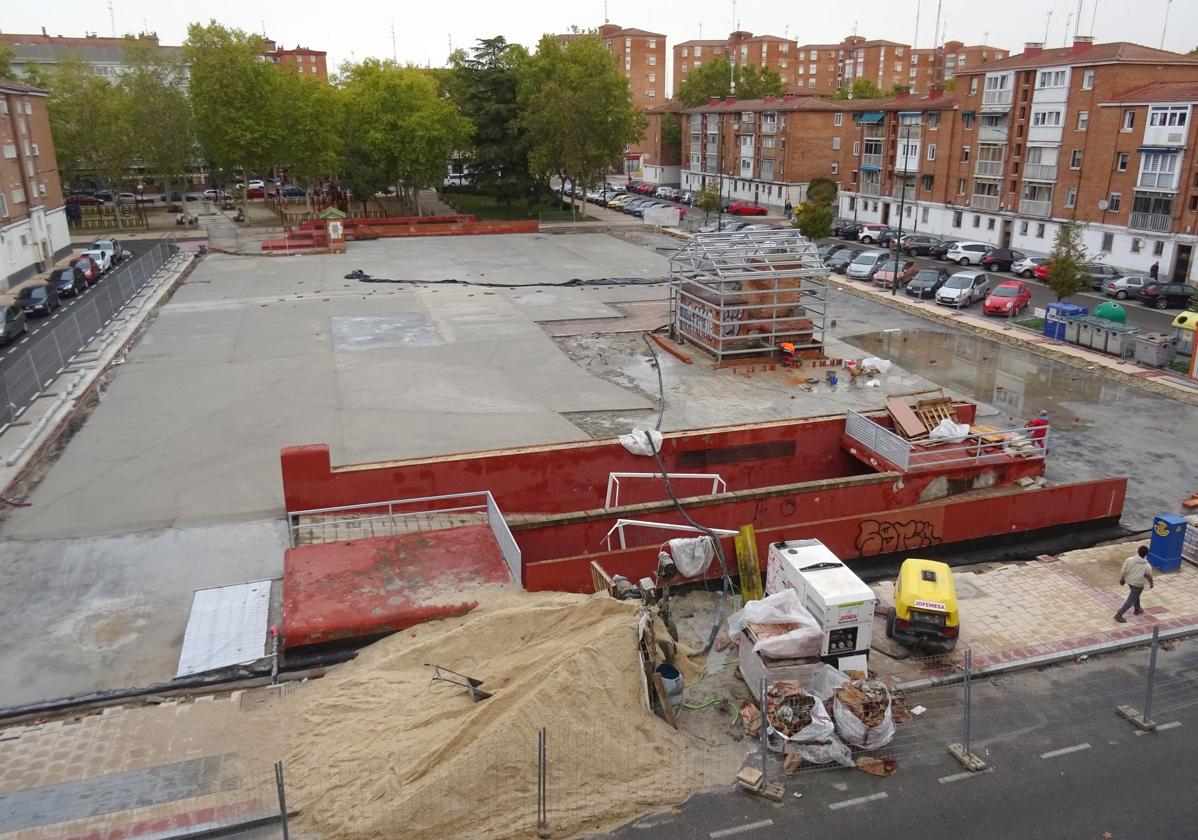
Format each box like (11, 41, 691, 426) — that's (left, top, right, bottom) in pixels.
(764, 539, 875, 670)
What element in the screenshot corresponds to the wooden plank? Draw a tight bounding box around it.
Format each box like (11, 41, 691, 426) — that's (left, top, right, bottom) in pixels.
(736, 525, 764, 602)
(885, 397, 928, 439)
(651, 671, 679, 729)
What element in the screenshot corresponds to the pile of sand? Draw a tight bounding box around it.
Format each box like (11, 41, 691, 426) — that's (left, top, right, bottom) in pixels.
(277, 590, 740, 840)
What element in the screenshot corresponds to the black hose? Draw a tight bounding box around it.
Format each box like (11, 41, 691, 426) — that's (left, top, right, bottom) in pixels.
(344, 269, 669, 289)
(640, 334, 666, 431)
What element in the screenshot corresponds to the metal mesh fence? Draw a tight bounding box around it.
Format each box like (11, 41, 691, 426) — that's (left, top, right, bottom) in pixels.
(0, 240, 178, 430)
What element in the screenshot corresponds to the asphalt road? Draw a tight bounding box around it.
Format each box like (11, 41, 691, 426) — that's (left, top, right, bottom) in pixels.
(608, 642, 1198, 840)
(0, 239, 163, 375)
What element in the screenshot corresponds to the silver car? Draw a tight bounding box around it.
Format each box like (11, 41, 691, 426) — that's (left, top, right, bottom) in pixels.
(1104, 274, 1150, 300)
(936, 271, 990, 307)
(847, 250, 888, 280)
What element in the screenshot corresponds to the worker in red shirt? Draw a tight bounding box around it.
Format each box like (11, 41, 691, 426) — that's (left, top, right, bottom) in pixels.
(1027, 409, 1050, 448)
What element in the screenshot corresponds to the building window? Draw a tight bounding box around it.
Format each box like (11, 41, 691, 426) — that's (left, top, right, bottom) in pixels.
(1153, 240, 1164, 256)
(963, 113, 974, 130)
(1065, 187, 1077, 208)
(647, 90, 656, 99)
(970, 78, 978, 95)
(927, 143, 936, 161)
(648, 73, 656, 82)
(1070, 149, 1083, 169)
(1123, 110, 1135, 131)
(1036, 223, 1046, 238)
(1109, 192, 1121, 212)
(647, 56, 657, 66)
(1077, 110, 1088, 131)
(1036, 70, 1067, 88)
(848, 196, 856, 210)
(831, 162, 839, 174)
(808, 78, 816, 89)
(851, 169, 858, 183)
(921, 207, 929, 222)
(832, 137, 841, 150)
(952, 210, 963, 227)
(921, 174, 934, 191)
(962, 145, 971, 162)
(1114, 152, 1129, 172)
(1082, 69, 1095, 90)
(957, 178, 966, 195)
(852, 140, 861, 156)
(648, 39, 657, 49)
(834, 112, 843, 126)
(682, 47, 689, 57)
(987, 218, 996, 230)
(1101, 232, 1114, 251)
(973, 214, 981, 227)
(625, 37, 632, 47)
(0, 193, 7, 217)
(1131, 238, 1142, 253)
(31, 143, 39, 156)
(681, 64, 688, 74)
(1019, 221, 1029, 235)
(1032, 110, 1062, 127)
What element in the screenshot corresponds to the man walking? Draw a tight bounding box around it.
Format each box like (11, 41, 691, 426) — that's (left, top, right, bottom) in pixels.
(1150, 261, 1160, 281)
(1115, 545, 1154, 623)
(1027, 409, 1050, 448)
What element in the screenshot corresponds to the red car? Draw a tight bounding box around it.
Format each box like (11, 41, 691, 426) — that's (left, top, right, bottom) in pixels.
(1033, 262, 1050, 281)
(246, 186, 265, 199)
(72, 255, 101, 285)
(66, 193, 104, 206)
(984, 280, 1032, 316)
(727, 201, 768, 216)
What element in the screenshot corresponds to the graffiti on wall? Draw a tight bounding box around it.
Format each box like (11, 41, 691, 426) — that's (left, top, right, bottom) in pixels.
(854, 518, 942, 556)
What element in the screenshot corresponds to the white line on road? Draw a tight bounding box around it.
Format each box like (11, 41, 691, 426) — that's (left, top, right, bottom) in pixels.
(1135, 721, 1182, 735)
(828, 792, 888, 810)
(939, 768, 994, 784)
(710, 819, 774, 838)
(1041, 743, 1091, 759)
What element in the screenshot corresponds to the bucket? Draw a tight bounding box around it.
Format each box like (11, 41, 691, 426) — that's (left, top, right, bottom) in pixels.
(654, 663, 684, 716)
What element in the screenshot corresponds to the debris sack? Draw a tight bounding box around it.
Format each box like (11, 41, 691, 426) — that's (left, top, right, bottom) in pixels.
(667, 537, 715, 577)
(928, 418, 970, 443)
(763, 682, 852, 766)
(833, 679, 896, 749)
(619, 427, 663, 456)
(727, 589, 823, 659)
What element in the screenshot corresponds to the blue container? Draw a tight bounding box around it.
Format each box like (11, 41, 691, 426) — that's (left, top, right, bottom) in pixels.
(1148, 514, 1186, 573)
(1044, 302, 1088, 341)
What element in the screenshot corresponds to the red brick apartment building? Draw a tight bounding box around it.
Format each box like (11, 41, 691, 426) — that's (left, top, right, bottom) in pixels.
(673, 31, 799, 95)
(0, 79, 69, 289)
(586, 24, 667, 108)
(789, 36, 1006, 96)
(833, 38, 1198, 282)
(262, 40, 328, 82)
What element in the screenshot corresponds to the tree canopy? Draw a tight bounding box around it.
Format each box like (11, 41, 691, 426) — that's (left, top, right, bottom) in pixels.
(1045, 220, 1089, 301)
(120, 37, 194, 201)
(676, 58, 785, 107)
(829, 78, 887, 100)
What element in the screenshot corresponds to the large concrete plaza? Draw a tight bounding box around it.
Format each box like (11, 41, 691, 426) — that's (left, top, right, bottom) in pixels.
(0, 230, 1195, 707)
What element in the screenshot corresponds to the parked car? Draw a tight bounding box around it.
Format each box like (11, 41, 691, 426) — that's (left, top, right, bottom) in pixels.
(1104, 275, 1150, 300)
(825, 248, 859, 274)
(90, 238, 125, 264)
(183, 192, 201, 201)
(816, 243, 842, 261)
(945, 241, 993, 266)
(159, 191, 184, 202)
(983, 280, 1032, 316)
(980, 248, 1026, 272)
(832, 218, 860, 238)
(202, 188, 231, 201)
(856, 223, 891, 245)
(876, 228, 902, 248)
(82, 248, 113, 273)
(66, 193, 104, 206)
(0, 298, 28, 345)
(607, 195, 634, 208)
(632, 201, 665, 218)
(936, 271, 990, 307)
(48, 265, 87, 297)
(698, 220, 748, 233)
(727, 200, 768, 216)
(680, 191, 696, 205)
(899, 234, 944, 257)
(847, 250, 889, 280)
(73, 255, 101, 285)
(1080, 263, 1124, 290)
(906, 267, 950, 299)
(739, 223, 779, 231)
(1010, 255, 1047, 278)
(872, 259, 918, 289)
(928, 240, 956, 260)
(15, 282, 60, 316)
(245, 187, 265, 199)
(281, 186, 306, 198)
(1138, 281, 1198, 309)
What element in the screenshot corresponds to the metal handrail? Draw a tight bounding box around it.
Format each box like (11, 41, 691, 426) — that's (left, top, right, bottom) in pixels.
(845, 411, 1048, 472)
(604, 472, 727, 509)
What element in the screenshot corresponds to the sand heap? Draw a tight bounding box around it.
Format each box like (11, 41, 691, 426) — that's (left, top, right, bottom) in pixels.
(277, 589, 738, 840)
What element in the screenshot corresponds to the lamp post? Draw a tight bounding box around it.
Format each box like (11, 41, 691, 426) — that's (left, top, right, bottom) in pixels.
(891, 122, 913, 296)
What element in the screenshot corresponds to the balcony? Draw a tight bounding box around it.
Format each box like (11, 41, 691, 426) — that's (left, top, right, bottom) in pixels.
(760, 122, 778, 135)
(978, 123, 1008, 143)
(894, 157, 920, 174)
(1129, 211, 1172, 232)
(760, 145, 776, 158)
(863, 126, 886, 139)
(738, 121, 756, 134)
(1023, 163, 1057, 181)
(703, 158, 719, 174)
(981, 88, 1013, 110)
(1137, 173, 1178, 192)
(970, 194, 1001, 211)
(861, 180, 882, 197)
(862, 153, 883, 169)
(892, 185, 917, 201)
(974, 160, 1004, 178)
(1019, 199, 1052, 217)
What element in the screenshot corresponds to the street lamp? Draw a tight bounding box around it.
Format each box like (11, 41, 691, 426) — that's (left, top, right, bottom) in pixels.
(891, 122, 913, 296)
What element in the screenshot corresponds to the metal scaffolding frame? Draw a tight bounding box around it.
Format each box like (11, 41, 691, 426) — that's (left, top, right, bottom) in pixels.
(667, 229, 830, 362)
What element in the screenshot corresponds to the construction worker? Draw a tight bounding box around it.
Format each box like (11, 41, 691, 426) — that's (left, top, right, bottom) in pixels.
(780, 342, 796, 367)
(1027, 409, 1050, 448)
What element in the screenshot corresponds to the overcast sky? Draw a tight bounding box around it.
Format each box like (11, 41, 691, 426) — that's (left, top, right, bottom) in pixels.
(5, 0, 1195, 83)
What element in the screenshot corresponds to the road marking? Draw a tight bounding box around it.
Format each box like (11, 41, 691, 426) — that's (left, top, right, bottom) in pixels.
(710, 819, 774, 838)
(1040, 743, 1090, 759)
(828, 792, 888, 810)
(1135, 721, 1182, 735)
(939, 768, 994, 784)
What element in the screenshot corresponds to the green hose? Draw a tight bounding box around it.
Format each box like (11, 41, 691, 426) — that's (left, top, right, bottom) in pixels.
(683, 697, 722, 711)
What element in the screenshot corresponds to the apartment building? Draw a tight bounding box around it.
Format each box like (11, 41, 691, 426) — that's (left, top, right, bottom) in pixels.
(908, 41, 1009, 94)
(262, 40, 328, 82)
(834, 39, 1198, 283)
(680, 94, 845, 210)
(790, 44, 842, 94)
(642, 100, 684, 186)
(0, 31, 183, 81)
(593, 24, 667, 108)
(1, 79, 69, 288)
(673, 32, 798, 95)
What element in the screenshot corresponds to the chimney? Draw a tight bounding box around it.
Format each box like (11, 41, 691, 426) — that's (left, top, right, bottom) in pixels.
(929, 82, 945, 98)
(598, 24, 621, 39)
(708, 97, 722, 106)
(895, 89, 910, 100)
(725, 96, 737, 105)
(41, 26, 48, 37)
(1071, 35, 1095, 54)
(1023, 41, 1044, 57)
(763, 95, 774, 104)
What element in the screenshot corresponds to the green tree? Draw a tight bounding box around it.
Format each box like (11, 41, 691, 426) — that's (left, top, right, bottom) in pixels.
(1045, 220, 1089, 301)
(120, 37, 194, 205)
(46, 54, 134, 226)
(452, 37, 537, 205)
(830, 78, 885, 100)
(807, 177, 838, 206)
(276, 70, 342, 207)
(340, 137, 391, 214)
(0, 43, 14, 79)
(660, 113, 682, 162)
(696, 183, 721, 220)
(676, 57, 785, 107)
(185, 22, 285, 207)
(795, 202, 834, 239)
(519, 34, 646, 217)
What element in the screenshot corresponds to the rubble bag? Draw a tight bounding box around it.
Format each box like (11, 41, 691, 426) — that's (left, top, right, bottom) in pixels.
(727, 589, 823, 659)
(832, 679, 896, 749)
(763, 684, 853, 767)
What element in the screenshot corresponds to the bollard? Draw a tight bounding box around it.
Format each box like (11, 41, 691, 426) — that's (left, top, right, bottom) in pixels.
(947, 648, 987, 771)
(274, 761, 290, 840)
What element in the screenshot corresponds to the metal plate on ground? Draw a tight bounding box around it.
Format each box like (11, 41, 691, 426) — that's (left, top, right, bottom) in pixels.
(176, 581, 271, 678)
(331, 314, 444, 351)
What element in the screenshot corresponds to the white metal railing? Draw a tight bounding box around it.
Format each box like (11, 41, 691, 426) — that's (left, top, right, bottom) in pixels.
(602, 519, 739, 551)
(862, 153, 883, 168)
(604, 472, 727, 509)
(845, 410, 910, 471)
(978, 124, 1008, 143)
(1137, 172, 1177, 191)
(892, 185, 917, 201)
(982, 89, 1012, 108)
(970, 194, 1001, 211)
(288, 491, 522, 585)
(1129, 211, 1172, 232)
(760, 122, 778, 134)
(844, 411, 1049, 472)
(974, 160, 1004, 178)
(1023, 163, 1058, 181)
(1019, 198, 1052, 217)
(861, 180, 882, 196)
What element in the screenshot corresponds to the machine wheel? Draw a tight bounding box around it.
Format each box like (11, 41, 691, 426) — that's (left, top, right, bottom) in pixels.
(885, 607, 896, 638)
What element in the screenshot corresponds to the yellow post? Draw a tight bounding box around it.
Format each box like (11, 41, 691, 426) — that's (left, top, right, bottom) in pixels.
(735, 524, 763, 601)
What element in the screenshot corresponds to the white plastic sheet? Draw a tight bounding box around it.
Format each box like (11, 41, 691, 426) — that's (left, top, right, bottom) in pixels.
(727, 589, 823, 659)
(833, 680, 896, 749)
(929, 418, 970, 443)
(667, 536, 714, 577)
(766, 690, 853, 766)
(618, 427, 663, 456)
(860, 356, 892, 374)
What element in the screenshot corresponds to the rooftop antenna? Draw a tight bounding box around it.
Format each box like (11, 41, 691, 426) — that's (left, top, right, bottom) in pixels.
(914, 0, 921, 49)
(1064, 12, 1074, 46)
(1044, 10, 1054, 45)
(1074, 0, 1085, 41)
(1090, 0, 1100, 36)
(699, 22, 703, 39)
(604, 0, 609, 24)
(391, 20, 397, 61)
(1160, 0, 1173, 49)
(107, 0, 116, 37)
(934, 0, 943, 48)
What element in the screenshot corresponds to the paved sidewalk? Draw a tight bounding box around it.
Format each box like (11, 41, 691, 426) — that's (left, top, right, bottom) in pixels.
(871, 536, 1198, 686)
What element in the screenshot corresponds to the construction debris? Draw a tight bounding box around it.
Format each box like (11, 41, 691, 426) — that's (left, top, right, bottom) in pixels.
(833, 680, 896, 749)
(854, 755, 898, 777)
(765, 682, 816, 738)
